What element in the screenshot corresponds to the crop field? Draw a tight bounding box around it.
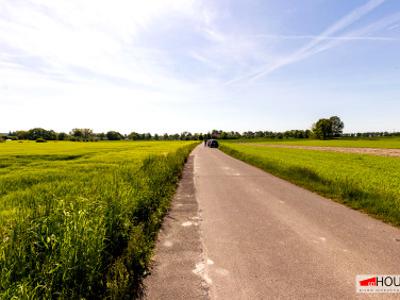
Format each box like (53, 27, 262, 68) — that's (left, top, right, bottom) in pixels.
(221, 141, 400, 226)
(233, 137, 400, 149)
(0, 141, 197, 299)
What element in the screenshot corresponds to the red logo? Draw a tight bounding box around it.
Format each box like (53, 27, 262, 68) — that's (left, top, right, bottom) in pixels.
(359, 277, 377, 287)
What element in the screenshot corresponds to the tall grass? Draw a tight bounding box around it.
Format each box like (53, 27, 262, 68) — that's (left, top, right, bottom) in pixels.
(220, 143, 400, 226)
(0, 141, 197, 299)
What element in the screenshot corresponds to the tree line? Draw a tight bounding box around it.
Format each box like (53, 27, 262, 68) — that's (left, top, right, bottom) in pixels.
(1, 116, 399, 142)
(1, 128, 207, 142)
(1, 128, 315, 141)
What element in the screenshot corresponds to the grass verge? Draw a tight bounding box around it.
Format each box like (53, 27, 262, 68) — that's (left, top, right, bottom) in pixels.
(220, 143, 400, 226)
(229, 137, 400, 149)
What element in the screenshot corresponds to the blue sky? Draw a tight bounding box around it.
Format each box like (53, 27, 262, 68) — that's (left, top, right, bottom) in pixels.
(0, 0, 399, 134)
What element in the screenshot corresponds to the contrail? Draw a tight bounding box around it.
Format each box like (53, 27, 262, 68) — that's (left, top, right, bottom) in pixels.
(255, 34, 396, 41)
(227, 0, 388, 84)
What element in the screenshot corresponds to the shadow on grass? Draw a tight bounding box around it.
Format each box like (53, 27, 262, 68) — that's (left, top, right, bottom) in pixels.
(14, 154, 85, 161)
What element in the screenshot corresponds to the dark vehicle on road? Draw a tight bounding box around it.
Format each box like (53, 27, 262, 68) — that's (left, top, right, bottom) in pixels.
(207, 139, 219, 148)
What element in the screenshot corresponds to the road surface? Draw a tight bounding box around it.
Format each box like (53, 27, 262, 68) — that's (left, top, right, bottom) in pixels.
(144, 145, 400, 299)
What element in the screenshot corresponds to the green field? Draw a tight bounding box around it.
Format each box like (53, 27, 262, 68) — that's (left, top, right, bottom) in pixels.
(0, 141, 197, 299)
(221, 141, 400, 226)
(232, 137, 400, 148)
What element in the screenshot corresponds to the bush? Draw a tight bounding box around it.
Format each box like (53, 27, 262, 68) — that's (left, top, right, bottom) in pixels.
(36, 138, 47, 143)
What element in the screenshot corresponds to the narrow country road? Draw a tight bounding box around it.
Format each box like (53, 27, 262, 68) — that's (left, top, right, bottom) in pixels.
(144, 145, 400, 299)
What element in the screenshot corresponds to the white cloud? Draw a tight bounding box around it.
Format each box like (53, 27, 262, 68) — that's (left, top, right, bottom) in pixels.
(0, 0, 399, 133)
(0, 0, 207, 88)
(0, 0, 225, 132)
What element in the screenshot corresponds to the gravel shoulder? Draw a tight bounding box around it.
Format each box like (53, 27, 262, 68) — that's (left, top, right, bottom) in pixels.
(142, 153, 208, 300)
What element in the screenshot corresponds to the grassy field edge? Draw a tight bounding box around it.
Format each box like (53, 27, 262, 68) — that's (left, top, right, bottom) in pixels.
(223, 137, 400, 149)
(106, 143, 198, 299)
(220, 144, 400, 227)
(0, 142, 198, 299)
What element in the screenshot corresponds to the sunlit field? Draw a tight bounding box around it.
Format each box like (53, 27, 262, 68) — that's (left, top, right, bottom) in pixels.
(0, 141, 197, 299)
(231, 137, 400, 149)
(221, 141, 400, 226)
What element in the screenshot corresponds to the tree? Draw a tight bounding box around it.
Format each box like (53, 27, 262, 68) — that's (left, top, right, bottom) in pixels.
(106, 131, 123, 140)
(312, 119, 333, 140)
(16, 130, 29, 140)
(312, 116, 344, 139)
(70, 128, 83, 140)
(128, 132, 139, 140)
(70, 128, 93, 141)
(27, 128, 56, 140)
(82, 128, 94, 141)
(330, 116, 344, 137)
(57, 132, 68, 140)
(96, 133, 106, 140)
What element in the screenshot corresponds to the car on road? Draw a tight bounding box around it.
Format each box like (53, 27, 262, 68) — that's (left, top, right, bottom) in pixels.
(206, 139, 219, 148)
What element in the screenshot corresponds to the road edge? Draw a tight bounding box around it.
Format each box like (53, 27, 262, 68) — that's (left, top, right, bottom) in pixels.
(142, 149, 209, 299)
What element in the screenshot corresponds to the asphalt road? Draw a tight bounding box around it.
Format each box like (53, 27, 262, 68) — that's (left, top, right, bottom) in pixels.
(144, 145, 400, 299)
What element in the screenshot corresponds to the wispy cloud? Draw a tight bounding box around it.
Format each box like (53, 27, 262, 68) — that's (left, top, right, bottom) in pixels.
(0, 0, 210, 91)
(229, 0, 395, 84)
(0, 0, 399, 133)
(0, 0, 225, 132)
(301, 11, 400, 59)
(298, 0, 386, 53)
(254, 34, 397, 41)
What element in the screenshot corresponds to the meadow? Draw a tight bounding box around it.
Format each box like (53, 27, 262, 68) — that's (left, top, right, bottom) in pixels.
(221, 141, 400, 226)
(232, 136, 400, 148)
(0, 140, 197, 299)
